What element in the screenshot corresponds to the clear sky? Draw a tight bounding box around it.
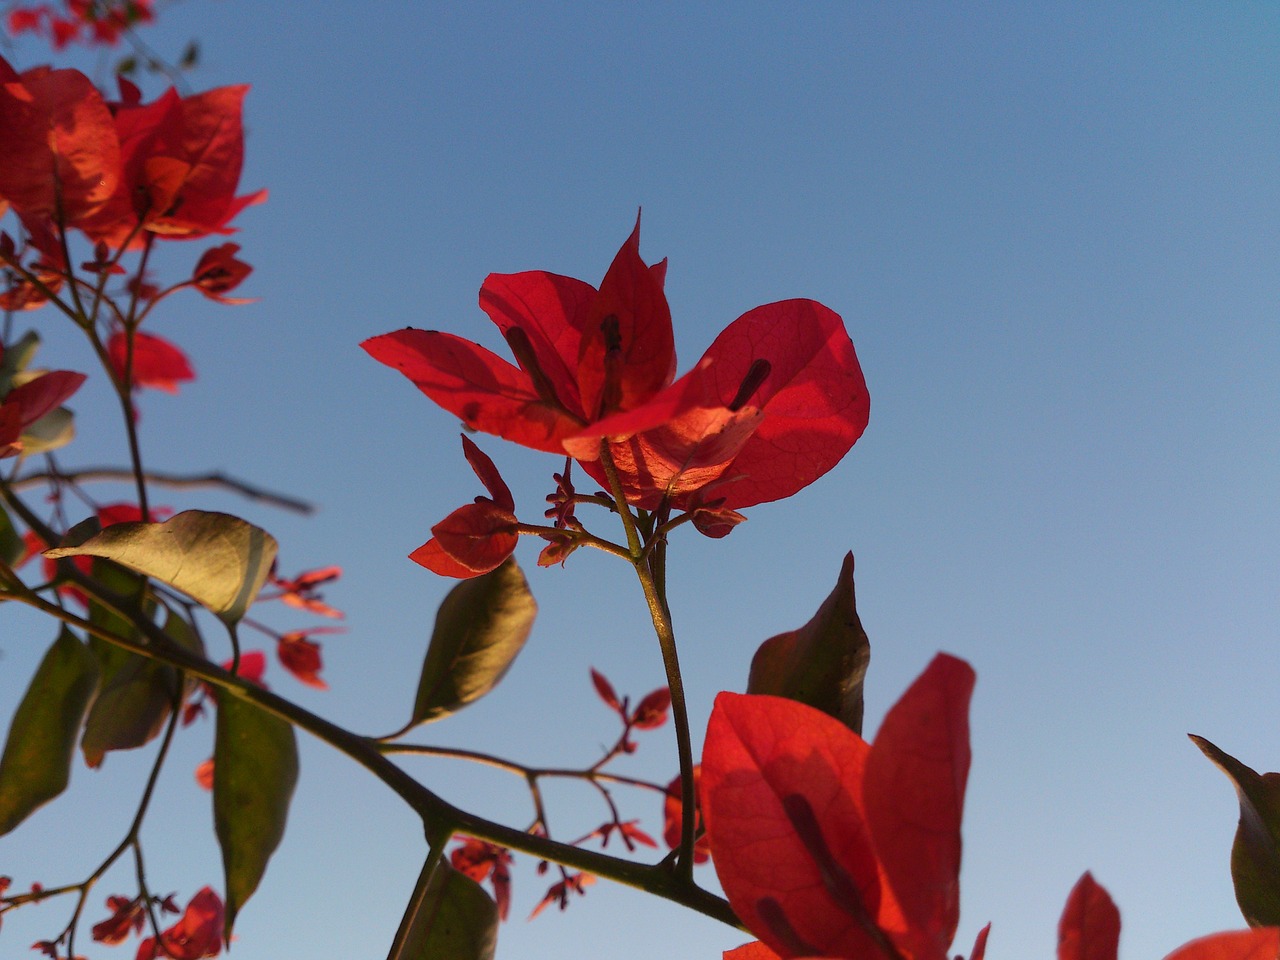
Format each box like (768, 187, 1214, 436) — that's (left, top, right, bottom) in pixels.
(2, 3, 1278, 958)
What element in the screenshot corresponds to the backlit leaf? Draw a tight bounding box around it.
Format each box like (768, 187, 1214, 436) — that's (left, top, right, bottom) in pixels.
(214, 694, 298, 938)
(393, 861, 498, 960)
(408, 559, 536, 727)
(80, 652, 177, 767)
(747, 552, 869, 734)
(1192, 736, 1280, 926)
(46, 510, 278, 625)
(0, 628, 99, 835)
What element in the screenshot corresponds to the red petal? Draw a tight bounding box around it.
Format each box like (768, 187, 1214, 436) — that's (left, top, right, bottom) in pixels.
(590, 668, 621, 711)
(3, 369, 86, 426)
(428, 501, 518, 575)
(631, 687, 671, 729)
(1058, 873, 1121, 960)
(461, 435, 514, 510)
(1162, 929, 1280, 960)
(277, 634, 327, 690)
(724, 942, 785, 960)
(575, 215, 676, 420)
(409, 537, 483, 579)
(0, 65, 120, 224)
(863, 653, 974, 954)
(702, 693, 885, 959)
(108, 330, 194, 392)
(478, 269, 597, 416)
(362, 328, 584, 454)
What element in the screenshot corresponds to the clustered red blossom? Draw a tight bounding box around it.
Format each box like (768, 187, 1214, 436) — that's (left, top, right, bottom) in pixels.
(363, 216, 870, 578)
(7, 0, 153, 50)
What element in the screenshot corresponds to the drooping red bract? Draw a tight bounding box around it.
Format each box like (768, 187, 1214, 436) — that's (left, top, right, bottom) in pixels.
(363, 218, 868, 520)
(701, 654, 974, 960)
(134, 886, 223, 960)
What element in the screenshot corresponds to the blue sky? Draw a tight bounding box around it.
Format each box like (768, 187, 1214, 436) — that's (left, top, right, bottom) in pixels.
(2, 3, 1278, 958)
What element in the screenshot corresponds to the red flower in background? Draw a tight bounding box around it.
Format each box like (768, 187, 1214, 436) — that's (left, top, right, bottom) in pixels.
(79, 81, 265, 247)
(0, 55, 263, 248)
(363, 218, 868, 522)
(276, 629, 336, 690)
(450, 837, 513, 921)
(134, 886, 223, 960)
(191, 243, 255, 304)
(701, 654, 976, 960)
(108, 329, 194, 393)
(6, 2, 155, 49)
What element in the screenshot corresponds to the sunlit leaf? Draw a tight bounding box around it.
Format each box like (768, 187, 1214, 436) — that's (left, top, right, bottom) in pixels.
(46, 510, 278, 625)
(19, 405, 76, 456)
(747, 551, 869, 734)
(1192, 736, 1280, 926)
(214, 694, 298, 938)
(393, 861, 498, 960)
(0, 628, 99, 835)
(408, 559, 536, 727)
(0, 330, 40, 395)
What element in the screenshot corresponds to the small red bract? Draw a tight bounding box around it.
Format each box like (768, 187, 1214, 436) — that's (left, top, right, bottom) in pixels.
(276, 630, 328, 690)
(133, 886, 223, 960)
(450, 837, 513, 922)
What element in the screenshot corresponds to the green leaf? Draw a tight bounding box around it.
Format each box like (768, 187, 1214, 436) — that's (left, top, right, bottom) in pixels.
(20, 405, 76, 456)
(409, 559, 536, 728)
(0, 506, 24, 568)
(80, 653, 177, 768)
(45, 510, 278, 625)
(396, 862, 497, 960)
(0, 330, 40, 395)
(214, 694, 298, 938)
(747, 551, 870, 734)
(1192, 735, 1280, 926)
(0, 628, 99, 835)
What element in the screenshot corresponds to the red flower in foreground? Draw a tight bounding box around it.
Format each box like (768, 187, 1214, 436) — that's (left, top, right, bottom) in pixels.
(1057, 872, 1279, 960)
(108, 329, 194, 393)
(702, 654, 977, 960)
(409, 435, 519, 577)
(363, 218, 868, 520)
(134, 886, 223, 960)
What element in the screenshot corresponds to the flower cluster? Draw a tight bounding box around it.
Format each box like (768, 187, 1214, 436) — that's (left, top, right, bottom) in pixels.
(0, 55, 263, 252)
(7, 0, 153, 50)
(364, 218, 870, 577)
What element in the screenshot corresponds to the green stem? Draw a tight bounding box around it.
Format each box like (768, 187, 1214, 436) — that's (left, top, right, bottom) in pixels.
(594, 445, 698, 881)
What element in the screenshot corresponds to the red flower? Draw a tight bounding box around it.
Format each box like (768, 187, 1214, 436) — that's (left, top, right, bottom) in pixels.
(364, 218, 868, 518)
(75, 81, 265, 248)
(91, 895, 144, 945)
(701, 654, 975, 960)
(108, 329, 194, 393)
(133, 886, 223, 960)
(409, 435, 519, 578)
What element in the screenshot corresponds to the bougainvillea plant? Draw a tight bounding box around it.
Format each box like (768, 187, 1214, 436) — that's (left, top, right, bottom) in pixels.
(1, 10, 1279, 960)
